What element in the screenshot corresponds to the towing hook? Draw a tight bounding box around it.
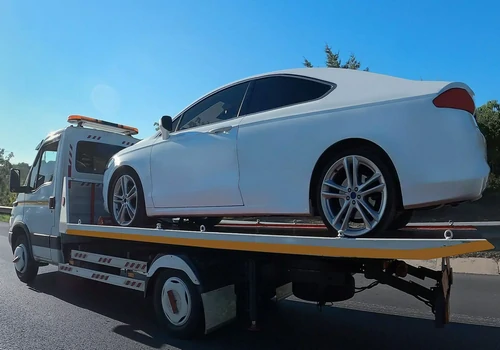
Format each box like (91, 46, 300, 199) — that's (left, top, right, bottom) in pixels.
(12, 256, 20, 263)
(444, 229, 453, 240)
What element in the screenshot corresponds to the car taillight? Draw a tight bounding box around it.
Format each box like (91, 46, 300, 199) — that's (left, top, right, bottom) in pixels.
(432, 88, 475, 116)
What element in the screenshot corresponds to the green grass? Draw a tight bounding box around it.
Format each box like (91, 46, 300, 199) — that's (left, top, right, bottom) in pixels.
(0, 214, 9, 222)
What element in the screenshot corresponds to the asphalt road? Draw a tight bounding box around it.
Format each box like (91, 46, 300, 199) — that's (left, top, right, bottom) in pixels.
(1, 222, 500, 350)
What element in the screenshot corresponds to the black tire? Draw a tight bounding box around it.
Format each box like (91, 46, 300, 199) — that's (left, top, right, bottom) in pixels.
(388, 210, 413, 230)
(108, 168, 147, 227)
(315, 146, 400, 238)
(13, 234, 39, 283)
(152, 269, 205, 339)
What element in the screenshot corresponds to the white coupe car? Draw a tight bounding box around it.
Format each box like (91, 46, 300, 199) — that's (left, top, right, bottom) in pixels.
(102, 67, 490, 237)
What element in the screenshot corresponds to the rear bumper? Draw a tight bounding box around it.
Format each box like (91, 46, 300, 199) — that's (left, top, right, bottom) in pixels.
(395, 116, 490, 209)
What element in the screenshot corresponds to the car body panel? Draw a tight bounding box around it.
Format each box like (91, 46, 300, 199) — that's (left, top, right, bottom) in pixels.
(150, 117, 244, 208)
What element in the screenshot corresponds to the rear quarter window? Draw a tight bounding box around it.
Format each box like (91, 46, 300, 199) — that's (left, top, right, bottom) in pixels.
(75, 141, 125, 174)
(242, 75, 333, 115)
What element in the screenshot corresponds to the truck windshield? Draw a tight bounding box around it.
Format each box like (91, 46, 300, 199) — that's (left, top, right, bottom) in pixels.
(75, 141, 126, 175)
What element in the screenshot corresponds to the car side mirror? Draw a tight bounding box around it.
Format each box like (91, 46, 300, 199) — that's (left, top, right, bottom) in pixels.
(160, 115, 173, 140)
(9, 168, 29, 193)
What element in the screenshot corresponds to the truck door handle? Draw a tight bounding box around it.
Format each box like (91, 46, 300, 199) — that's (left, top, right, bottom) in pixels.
(49, 196, 55, 209)
(209, 126, 232, 134)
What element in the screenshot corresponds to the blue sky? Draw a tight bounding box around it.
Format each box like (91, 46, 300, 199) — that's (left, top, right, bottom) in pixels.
(1, 0, 499, 164)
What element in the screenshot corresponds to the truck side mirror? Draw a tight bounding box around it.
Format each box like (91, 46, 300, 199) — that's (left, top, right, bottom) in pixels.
(9, 169, 21, 193)
(9, 168, 30, 193)
(160, 115, 173, 140)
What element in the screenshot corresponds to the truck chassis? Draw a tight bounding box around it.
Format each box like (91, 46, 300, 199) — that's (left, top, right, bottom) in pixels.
(10, 177, 491, 340)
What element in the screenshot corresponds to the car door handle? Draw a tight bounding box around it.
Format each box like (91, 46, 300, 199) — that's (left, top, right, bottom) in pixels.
(209, 126, 233, 134)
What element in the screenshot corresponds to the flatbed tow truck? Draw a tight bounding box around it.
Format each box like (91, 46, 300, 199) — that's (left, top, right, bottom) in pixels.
(7, 116, 495, 340)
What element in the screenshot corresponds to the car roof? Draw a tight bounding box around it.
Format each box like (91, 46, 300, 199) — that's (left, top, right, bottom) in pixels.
(199, 67, 419, 100)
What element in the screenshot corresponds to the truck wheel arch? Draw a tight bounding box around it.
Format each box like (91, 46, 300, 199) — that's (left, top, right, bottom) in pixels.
(144, 254, 201, 298)
(11, 223, 33, 255)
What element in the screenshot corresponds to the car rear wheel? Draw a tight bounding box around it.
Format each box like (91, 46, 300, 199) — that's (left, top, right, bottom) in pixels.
(316, 147, 399, 237)
(388, 210, 413, 230)
(109, 169, 147, 227)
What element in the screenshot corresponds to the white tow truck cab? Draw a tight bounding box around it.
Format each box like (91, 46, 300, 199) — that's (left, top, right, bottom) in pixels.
(8, 115, 139, 263)
(7, 115, 495, 340)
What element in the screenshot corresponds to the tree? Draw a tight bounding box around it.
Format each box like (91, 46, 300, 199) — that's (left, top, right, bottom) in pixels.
(476, 100, 500, 190)
(303, 43, 369, 71)
(0, 148, 15, 206)
(0, 150, 32, 206)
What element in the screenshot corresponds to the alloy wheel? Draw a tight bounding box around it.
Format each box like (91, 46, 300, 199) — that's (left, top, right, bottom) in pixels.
(112, 174, 138, 226)
(320, 155, 388, 237)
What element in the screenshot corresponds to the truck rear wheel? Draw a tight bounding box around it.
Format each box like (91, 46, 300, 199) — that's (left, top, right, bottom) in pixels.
(152, 269, 205, 339)
(13, 234, 39, 283)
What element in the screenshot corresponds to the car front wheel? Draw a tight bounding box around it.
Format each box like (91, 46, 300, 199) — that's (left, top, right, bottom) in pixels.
(109, 169, 147, 227)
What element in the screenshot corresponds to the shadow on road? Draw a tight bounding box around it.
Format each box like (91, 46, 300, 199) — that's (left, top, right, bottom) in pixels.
(24, 270, 500, 350)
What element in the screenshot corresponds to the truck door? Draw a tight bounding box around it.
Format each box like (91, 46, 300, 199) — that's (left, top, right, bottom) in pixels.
(23, 138, 59, 261)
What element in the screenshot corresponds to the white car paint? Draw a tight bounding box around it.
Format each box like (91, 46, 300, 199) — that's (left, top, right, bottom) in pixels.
(102, 67, 490, 236)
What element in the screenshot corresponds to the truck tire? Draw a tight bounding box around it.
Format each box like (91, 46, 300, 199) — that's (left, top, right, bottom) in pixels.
(13, 234, 39, 283)
(152, 269, 205, 339)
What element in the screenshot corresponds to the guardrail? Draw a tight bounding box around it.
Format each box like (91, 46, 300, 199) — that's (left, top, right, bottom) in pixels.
(0, 206, 12, 215)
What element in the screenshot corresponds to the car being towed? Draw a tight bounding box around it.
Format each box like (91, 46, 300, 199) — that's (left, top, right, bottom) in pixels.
(102, 67, 490, 237)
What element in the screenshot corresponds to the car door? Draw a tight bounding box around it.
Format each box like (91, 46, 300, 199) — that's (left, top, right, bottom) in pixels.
(150, 80, 251, 208)
(23, 138, 59, 261)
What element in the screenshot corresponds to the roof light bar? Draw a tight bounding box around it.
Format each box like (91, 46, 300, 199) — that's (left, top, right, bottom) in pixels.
(67, 115, 139, 136)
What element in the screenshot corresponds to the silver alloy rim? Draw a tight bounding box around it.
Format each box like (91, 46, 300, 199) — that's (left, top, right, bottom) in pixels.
(320, 155, 387, 237)
(112, 174, 138, 226)
(161, 277, 192, 326)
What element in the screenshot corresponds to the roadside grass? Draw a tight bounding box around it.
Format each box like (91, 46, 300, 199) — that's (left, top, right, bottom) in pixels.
(0, 214, 9, 222)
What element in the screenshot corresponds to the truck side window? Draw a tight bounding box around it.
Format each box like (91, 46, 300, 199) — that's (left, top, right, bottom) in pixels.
(27, 141, 59, 191)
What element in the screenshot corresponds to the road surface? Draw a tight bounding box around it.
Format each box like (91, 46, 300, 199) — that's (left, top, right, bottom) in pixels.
(1, 222, 500, 350)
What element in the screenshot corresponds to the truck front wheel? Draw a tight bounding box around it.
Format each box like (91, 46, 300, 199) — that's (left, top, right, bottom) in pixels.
(152, 269, 205, 339)
(13, 234, 39, 283)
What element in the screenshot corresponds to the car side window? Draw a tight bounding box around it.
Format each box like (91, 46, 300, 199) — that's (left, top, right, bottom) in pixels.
(177, 82, 250, 131)
(27, 141, 59, 191)
(241, 76, 332, 116)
